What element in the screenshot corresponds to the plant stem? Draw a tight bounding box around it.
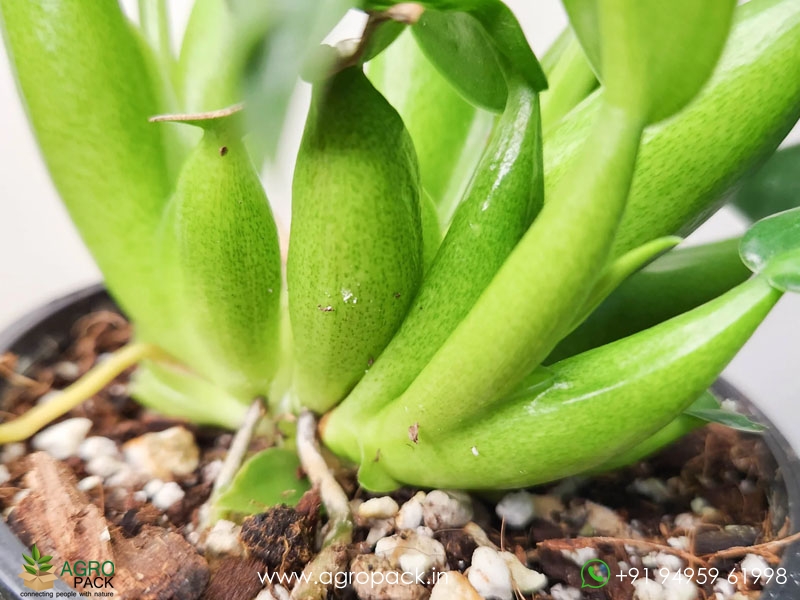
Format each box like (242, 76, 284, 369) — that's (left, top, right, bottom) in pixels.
(197, 398, 265, 532)
(296, 412, 352, 546)
(292, 412, 352, 600)
(0, 343, 168, 443)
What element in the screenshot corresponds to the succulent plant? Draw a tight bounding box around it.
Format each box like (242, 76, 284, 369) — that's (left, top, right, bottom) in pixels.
(1, 0, 800, 505)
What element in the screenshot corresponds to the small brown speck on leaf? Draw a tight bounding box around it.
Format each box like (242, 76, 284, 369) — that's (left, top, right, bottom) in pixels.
(408, 423, 419, 444)
(219, 146, 228, 156)
(317, 305, 334, 312)
(394, 292, 401, 299)
(367, 357, 375, 367)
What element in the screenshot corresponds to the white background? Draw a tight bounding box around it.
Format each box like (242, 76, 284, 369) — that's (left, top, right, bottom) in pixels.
(0, 1, 798, 447)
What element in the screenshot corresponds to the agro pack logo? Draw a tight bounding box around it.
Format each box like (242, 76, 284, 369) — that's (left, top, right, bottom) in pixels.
(19, 544, 57, 591)
(19, 543, 115, 593)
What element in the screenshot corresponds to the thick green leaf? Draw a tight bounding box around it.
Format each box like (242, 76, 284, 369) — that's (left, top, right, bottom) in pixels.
(31, 544, 40, 561)
(39, 555, 52, 563)
(565, 0, 736, 123)
(568, 236, 681, 331)
(561, 0, 601, 78)
(740, 207, 800, 292)
(685, 407, 766, 433)
(24, 565, 37, 576)
(215, 448, 310, 515)
(465, 1, 547, 91)
(412, 9, 507, 111)
(23, 554, 36, 566)
(731, 145, 800, 223)
(365, 0, 546, 93)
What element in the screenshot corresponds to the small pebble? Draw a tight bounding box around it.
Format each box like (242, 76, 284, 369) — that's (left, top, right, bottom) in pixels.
(423, 490, 473, 530)
(144, 478, 165, 499)
(550, 584, 582, 600)
(496, 490, 535, 528)
(77, 475, 103, 492)
(713, 579, 735, 597)
(99, 527, 111, 543)
(674, 513, 698, 530)
(0, 465, 10, 485)
(667, 536, 690, 551)
(79, 436, 120, 461)
(740, 553, 771, 581)
(430, 571, 481, 599)
(105, 466, 139, 489)
(54, 361, 80, 380)
(359, 496, 400, 521)
(690, 497, 711, 515)
(396, 492, 425, 530)
(375, 531, 446, 576)
(152, 481, 185, 510)
(366, 518, 395, 547)
(123, 426, 199, 480)
(642, 551, 684, 572)
(632, 477, 674, 503)
(633, 577, 666, 600)
(500, 551, 546, 593)
(1, 442, 25, 463)
(662, 571, 698, 600)
(205, 519, 242, 556)
(32, 417, 92, 459)
(468, 546, 513, 600)
(562, 546, 597, 566)
(86, 455, 127, 479)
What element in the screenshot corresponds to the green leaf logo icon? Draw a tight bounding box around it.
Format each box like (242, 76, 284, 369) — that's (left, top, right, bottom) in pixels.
(580, 558, 611, 588)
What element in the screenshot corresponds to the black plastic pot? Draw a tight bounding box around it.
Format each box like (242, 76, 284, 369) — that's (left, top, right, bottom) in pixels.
(0, 286, 799, 599)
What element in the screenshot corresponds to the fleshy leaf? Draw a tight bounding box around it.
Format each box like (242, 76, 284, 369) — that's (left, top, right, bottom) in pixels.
(215, 448, 310, 515)
(412, 9, 507, 111)
(740, 207, 800, 292)
(731, 145, 800, 223)
(685, 408, 766, 433)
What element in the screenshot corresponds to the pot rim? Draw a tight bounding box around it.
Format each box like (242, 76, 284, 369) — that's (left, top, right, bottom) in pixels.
(0, 284, 798, 598)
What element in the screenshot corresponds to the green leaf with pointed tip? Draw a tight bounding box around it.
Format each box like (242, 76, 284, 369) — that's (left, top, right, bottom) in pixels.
(569, 236, 682, 332)
(288, 67, 423, 413)
(565, 0, 736, 123)
(546, 0, 800, 258)
(360, 278, 780, 490)
(24, 565, 37, 576)
(31, 545, 40, 561)
(38, 564, 53, 572)
(741, 207, 800, 292)
(591, 391, 719, 472)
(549, 238, 751, 363)
(731, 145, 800, 223)
(368, 28, 490, 222)
(685, 407, 766, 433)
(154, 109, 282, 399)
(412, 9, 507, 111)
(39, 555, 52, 563)
(215, 448, 310, 515)
(23, 555, 35, 566)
